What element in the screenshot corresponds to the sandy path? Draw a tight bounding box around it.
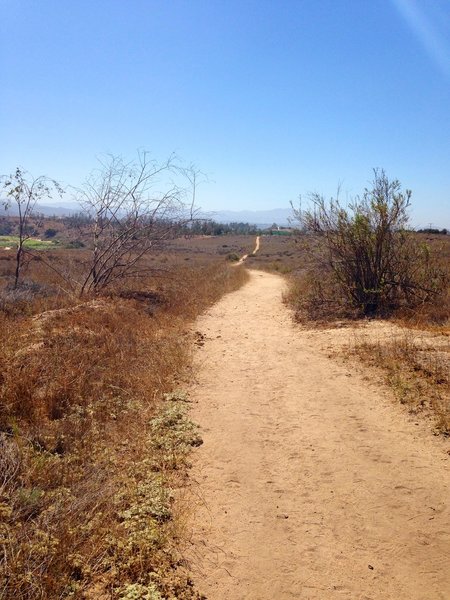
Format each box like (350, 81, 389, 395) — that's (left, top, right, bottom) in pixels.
(188, 270, 450, 600)
(234, 236, 260, 266)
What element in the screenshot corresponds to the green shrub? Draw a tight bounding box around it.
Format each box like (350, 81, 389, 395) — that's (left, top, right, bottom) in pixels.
(44, 228, 58, 238)
(294, 170, 448, 317)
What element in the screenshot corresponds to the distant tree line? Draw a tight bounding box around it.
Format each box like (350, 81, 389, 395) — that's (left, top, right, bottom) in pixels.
(416, 227, 448, 235)
(182, 219, 262, 236)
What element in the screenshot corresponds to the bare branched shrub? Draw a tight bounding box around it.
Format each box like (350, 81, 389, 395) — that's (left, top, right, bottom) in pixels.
(76, 151, 199, 296)
(1, 168, 63, 288)
(293, 170, 448, 318)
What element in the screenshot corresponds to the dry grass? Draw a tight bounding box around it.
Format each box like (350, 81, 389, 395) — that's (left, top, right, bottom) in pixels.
(282, 233, 450, 433)
(0, 250, 248, 599)
(166, 234, 305, 275)
(245, 234, 300, 274)
(351, 331, 450, 435)
(390, 234, 450, 330)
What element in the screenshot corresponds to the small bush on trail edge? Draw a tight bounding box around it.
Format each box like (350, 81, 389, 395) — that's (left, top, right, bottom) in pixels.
(292, 169, 448, 319)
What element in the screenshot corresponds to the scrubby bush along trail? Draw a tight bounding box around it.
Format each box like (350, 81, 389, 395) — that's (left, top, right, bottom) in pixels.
(0, 263, 248, 599)
(291, 170, 449, 320)
(188, 270, 450, 600)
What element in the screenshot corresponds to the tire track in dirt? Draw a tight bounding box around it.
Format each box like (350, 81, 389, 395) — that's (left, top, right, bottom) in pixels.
(187, 270, 450, 600)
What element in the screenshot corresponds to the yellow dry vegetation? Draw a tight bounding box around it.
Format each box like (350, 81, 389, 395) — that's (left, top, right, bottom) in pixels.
(0, 260, 248, 599)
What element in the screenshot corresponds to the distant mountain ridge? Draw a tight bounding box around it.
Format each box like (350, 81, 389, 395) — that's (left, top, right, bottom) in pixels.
(2, 203, 294, 225)
(201, 207, 293, 227)
(3, 203, 80, 217)
(2, 202, 448, 230)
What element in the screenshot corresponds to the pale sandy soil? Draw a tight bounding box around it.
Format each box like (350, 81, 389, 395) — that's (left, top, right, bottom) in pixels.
(187, 270, 450, 600)
(234, 236, 260, 266)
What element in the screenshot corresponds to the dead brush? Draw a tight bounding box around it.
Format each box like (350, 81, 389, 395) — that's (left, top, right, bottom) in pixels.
(0, 261, 246, 599)
(352, 331, 450, 434)
(394, 285, 450, 332)
(148, 263, 250, 320)
(284, 269, 358, 323)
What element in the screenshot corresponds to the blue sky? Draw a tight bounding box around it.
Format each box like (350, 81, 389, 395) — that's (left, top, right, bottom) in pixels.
(1, 0, 449, 227)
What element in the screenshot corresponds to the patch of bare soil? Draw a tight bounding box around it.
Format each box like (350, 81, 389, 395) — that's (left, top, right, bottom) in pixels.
(186, 270, 450, 599)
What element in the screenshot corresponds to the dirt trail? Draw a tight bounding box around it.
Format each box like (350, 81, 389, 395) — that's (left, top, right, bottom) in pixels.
(234, 236, 260, 266)
(188, 270, 450, 600)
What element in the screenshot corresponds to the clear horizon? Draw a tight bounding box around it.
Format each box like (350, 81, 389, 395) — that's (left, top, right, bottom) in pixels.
(1, 0, 449, 228)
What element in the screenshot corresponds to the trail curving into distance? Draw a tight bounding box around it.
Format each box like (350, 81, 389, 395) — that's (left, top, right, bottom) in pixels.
(187, 270, 450, 600)
(233, 235, 260, 266)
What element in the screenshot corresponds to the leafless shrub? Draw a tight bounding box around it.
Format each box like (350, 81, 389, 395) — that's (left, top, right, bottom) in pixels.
(75, 151, 200, 295)
(1, 168, 63, 288)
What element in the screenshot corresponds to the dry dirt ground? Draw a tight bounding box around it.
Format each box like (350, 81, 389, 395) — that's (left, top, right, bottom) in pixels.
(186, 269, 450, 600)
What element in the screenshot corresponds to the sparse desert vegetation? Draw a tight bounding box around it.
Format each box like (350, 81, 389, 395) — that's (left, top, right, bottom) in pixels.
(352, 329, 450, 433)
(0, 169, 449, 597)
(289, 170, 448, 320)
(1, 161, 448, 598)
(4, 2, 450, 595)
(0, 198, 249, 598)
(285, 171, 449, 435)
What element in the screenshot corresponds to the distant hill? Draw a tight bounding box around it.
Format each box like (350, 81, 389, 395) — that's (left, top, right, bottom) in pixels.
(2, 203, 297, 227)
(3, 203, 80, 217)
(201, 208, 293, 227)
